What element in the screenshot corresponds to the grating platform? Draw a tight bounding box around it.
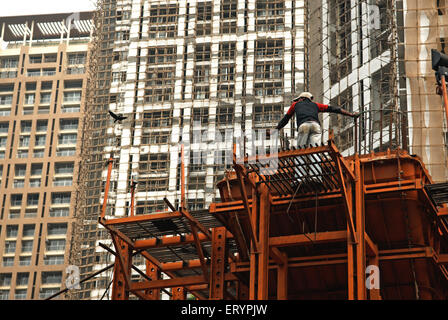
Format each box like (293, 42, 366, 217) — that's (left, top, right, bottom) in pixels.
(241, 144, 344, 196)
(145, 238, 239, 263)
(425, 182, 448, 206)
(108, 209, 224, 240)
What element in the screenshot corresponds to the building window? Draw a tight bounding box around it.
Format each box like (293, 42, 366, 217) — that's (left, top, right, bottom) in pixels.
(40, 93, 51, 104)
(253, 104, 283, 124)
(16, 273, 29, 286)
(35, 135, 46, 147)
(10, 194, 22, 207)
(63, 91, 81, 103)
(149, 4, 178, 38)
(4, 241, 16, 254)
(46, 239, 66, 251)
(217, 106, 235, 125)
(196, 2, 213, 36)
(256, 39, 284, 58)
(19, 256, 31, 266)
(67, 53, 86, 65)
(21, 121, 32, 133)
(2, 257, 14, 267)
(54, 162, 74, 175)
(49, 208, 69, 217)
(0, 95, 13, 105)
(256, 0, 285, 32)
(21, 241, 33, 253)
(6, 225, 18, 238)
(59, 119, 78, 131)
(0, 274, 12, 287)
(44, 255, 64, 265)
(14, 289, 27, 300)
(195, 44, 211, 62)
(51, 192, 71, 205)
(47, 223, 67, 236)
(220, 0, 237, 34)
(58, 133, 77, 145)
(53, 177, 72, 187)
(0, 57, 18, 68)
(27, 194, 39, 206)
(0, 122, 8, 133)
(31, 163, 42, 176)
(39, 288, 59, 299)
(25, 93, 35, 105)
(41, 271, 62, 285)
(143, 110, 173, 128)
(23, 225, 35, 237)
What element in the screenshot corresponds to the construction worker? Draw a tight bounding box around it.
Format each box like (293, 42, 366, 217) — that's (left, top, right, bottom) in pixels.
(275, 92, 359, 147)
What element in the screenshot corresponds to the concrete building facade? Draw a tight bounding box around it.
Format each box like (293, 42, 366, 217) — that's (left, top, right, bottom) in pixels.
(309, 0, 448, 182)
(78, 0, 306, 299)
(0, 12, 92, 300)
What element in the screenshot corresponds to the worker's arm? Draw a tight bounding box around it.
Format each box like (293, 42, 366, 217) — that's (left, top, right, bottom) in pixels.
(316, 103, 359, 118)
(276, 102, 296, 130)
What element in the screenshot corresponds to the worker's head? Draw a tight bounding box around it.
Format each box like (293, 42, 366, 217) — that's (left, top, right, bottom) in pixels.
(292, 92, 314, 102)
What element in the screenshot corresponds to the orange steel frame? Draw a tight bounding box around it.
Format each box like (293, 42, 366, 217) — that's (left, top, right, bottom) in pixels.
(99, 141, 448, 300)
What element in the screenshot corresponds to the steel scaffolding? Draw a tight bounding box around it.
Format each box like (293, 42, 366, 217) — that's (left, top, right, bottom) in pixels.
(95, 140, 448, 300)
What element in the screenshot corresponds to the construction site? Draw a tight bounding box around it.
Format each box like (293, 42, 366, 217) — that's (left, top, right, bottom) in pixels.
(40, 0, 448, 300)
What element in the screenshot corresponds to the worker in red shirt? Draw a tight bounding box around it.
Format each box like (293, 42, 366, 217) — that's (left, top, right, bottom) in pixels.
(276, 92, 359, 147)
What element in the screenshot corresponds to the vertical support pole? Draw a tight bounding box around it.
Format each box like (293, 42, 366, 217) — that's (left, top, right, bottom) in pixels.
(172, 287, 187, 300)
(130, 180, 136, 217)
(355, 155, 366, 300)
(257, 184, 270, 300)
(180, 144, 186, 209)
(100, 156, 114, 219)
(441, 77, 448, 130)
(145, 260, 160, 300)
(249, 175, 258, 300)
(277, 252, 288, 300)
(210, 227, 227, 300)
(111, 237, 131, 300)
(346, 177, 355, 300)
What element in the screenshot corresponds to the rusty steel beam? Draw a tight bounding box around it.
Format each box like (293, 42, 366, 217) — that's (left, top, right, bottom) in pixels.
(130, 273, 238, 291)
(103, 211, 182, 226)
(269, 230, 347, 247)
(179, 207, 212, 240)
(355, 155, 366, 300)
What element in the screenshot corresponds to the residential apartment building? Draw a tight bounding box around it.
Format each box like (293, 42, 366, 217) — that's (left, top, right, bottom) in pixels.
(78, 0, 306, 299)
(309, 0, 448, 181)
(0, 12, 92, 299)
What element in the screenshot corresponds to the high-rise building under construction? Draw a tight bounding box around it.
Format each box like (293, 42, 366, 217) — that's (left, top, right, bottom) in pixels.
(77, 0, 306, 299)
(308, 0, 448, 181)
(0, 12, 92, 300)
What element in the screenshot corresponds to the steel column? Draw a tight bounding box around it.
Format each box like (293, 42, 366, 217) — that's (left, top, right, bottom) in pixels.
(172, 287, 187, 300)
(355, 155, 366, 299)
(145, 260, 160, 300)
(210, 227, 227, 299)
(258, 184, 271, 299)
(111, 236, 132, 300)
